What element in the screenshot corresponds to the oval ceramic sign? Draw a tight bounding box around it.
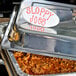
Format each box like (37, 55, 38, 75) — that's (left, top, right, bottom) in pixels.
(22, 7, 60, 27)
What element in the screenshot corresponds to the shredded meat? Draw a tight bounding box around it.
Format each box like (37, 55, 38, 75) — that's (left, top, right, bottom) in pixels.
(13, 51, 76, 75)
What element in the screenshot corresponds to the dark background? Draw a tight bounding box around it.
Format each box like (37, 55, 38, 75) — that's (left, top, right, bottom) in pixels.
(0, 0, 76, 11)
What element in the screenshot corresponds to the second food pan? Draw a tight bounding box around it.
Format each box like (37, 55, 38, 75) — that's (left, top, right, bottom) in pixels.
(1, 49, 76, 76)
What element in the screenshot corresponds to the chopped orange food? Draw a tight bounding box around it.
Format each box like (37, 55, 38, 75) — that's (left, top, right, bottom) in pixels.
(13, 51, 76, 75)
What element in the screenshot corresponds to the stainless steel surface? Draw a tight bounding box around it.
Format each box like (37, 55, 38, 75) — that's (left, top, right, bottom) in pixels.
(0, 22, 9, 66)
(0, 59, 4, 65)
(1, 5, 19, 49)
(0, 22, 8, 34)
(0, 22, 8, 65)
(1, 49, 76, 76)
(1, 1, 76, 76)
(0, 50, 18, 76)
(1, 0, 76, 60)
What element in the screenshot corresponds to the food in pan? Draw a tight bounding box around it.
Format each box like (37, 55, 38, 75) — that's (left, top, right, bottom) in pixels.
(8, 25, 20, 42)
(13, 51, 76, 75)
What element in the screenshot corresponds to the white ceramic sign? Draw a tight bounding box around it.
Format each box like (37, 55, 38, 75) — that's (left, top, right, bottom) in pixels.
(22, 7, 60, 27)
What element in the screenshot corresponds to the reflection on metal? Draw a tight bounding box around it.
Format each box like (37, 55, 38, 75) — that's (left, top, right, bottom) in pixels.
(0, 59, 4, 65)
